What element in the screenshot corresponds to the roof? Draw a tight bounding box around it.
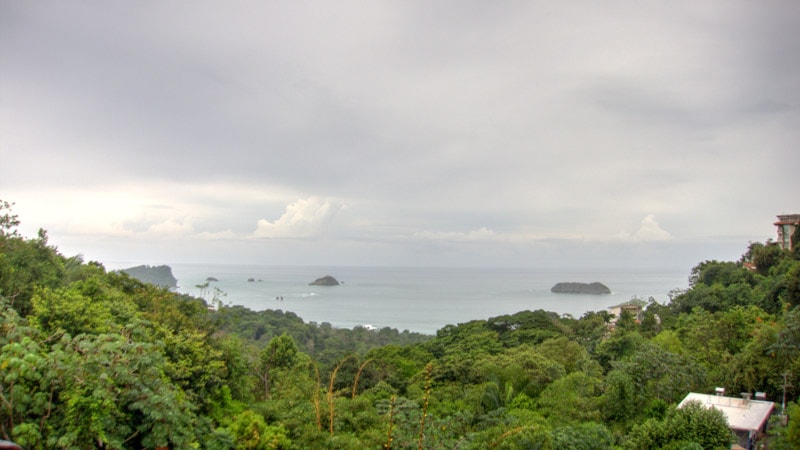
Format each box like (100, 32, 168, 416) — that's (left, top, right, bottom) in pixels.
(678, 393, 774, 432)
(774, 214, 800, 225)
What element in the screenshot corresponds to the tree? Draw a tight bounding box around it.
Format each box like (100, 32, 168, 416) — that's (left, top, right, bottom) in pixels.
(746, 242, 788, 276)
(594, 331, 645, 371)
(551, 422, 614, 450)
(612, 341, 706, 410)
(784, 262, 800, 307)
(729, 322, 784, 400)
(0, 227, 66, 316)
(52, 332, 198, 449)
(570, 310, 612, 354)
(624, 401, 733, 449)
(535, 337, 596, 375)
(259, 333, 299, 399)
(0, 306, 199, 449)
(0, 200, 20, 238)
(537, 372, 603, 425)
(690, 260, 753, 288)
(602, 369, 636, 423)
(476, 345, 566, 401)
(0, 301, 51, 447)
(487, 310, 567, 346)
(224, 410, 291, 449)
(768, 402, 800, 449)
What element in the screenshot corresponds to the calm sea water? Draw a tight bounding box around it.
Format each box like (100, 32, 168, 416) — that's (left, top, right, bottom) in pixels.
(164, 265, 688, 335)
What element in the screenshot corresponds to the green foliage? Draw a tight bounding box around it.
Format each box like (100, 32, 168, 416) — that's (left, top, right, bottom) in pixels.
(551, 422, 615, 450)
(224, 410, 291, 449)
(0, 226, 66, 316)
(569, 310, 612, 353)
(4, 208, 800, 449)
(363, 344, 433, 394)
(31, 284, 115, 335)
(487, 309, 567, 346)
(0, 302, 199, 449)
(785, 262, 800, 306)
(768, 402, 800, 449)
(0, 200, 20, 237)
(537, 372, 604, 425)
(624, 401, 733, 450)
(612, 341, 706, 411)
(476, 345, 566, 401)
(594, 331, 645, 371)
(535, 337, 597, 375)
(602, 369, 635, 423)
(746, 242, 788, 276)
(467, 422, 553, 450)
(690, 260, 754, 288)
(258, 333, 299, 399)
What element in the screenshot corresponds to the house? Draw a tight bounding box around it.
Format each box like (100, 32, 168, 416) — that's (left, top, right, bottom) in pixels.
(607, 299, 645, 327)
(678, 391, 774, 450)
(774, 214, 800, 250)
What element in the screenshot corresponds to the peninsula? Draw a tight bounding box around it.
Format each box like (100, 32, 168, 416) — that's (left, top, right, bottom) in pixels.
(120, 264, 178, 289)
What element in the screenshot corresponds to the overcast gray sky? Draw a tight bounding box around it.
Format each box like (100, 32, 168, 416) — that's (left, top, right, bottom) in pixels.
(2, 1, 798, 270)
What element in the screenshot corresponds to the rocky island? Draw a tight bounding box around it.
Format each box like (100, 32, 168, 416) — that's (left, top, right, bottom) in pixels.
(309, 275, 340, 286)
(550, 281, 611, 295)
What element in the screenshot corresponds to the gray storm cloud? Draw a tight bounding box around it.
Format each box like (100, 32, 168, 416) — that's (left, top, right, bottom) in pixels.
(1, 1, 797, 268)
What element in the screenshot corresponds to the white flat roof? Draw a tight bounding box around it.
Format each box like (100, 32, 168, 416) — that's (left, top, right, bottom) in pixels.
(679, 393, 774, 432)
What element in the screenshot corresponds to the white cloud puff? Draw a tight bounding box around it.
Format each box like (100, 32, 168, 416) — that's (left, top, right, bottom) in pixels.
(254, 197, 341, 238)
(617, 214, 673, 242)
(146, 215, 194, 236)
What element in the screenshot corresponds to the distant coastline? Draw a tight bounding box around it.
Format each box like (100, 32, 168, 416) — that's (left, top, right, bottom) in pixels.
(164, 264, 685, 334)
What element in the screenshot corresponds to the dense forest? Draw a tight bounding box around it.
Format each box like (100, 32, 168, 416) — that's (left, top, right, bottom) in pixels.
(2, 199, 800, 449)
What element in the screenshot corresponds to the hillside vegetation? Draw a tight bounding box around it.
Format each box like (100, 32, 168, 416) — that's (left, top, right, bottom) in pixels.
(2, 200, 800, 449)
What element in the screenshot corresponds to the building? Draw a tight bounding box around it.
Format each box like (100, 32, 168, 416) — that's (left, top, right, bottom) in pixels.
(678, 391, 774, 450)
(607, 299, 644, 327)
(774, 214, 800, 250)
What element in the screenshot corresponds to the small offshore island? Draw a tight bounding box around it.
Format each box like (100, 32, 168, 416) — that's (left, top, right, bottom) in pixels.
(309, 275, 340, 286)
(550, 281, 611, 295)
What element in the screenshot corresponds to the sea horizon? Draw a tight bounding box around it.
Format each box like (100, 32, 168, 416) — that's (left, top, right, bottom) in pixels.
(107, 263, 689, 335)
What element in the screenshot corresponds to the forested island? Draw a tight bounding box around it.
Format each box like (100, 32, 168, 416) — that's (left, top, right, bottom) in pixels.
(551, 281, 611, 294)
(2, 200, 800, 449)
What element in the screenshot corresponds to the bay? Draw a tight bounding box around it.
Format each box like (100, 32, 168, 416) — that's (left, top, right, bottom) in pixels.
(167, 264, 689, 335)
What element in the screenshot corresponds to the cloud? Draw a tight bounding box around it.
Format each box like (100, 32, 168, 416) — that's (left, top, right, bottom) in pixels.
(195, 230, 239, 240)
(145, 216, 194, 237)
(617, 214, 674, 242)
(412, 227, 496, 242)
(254, 197, 341, 238)
(1, 2, 796, 268)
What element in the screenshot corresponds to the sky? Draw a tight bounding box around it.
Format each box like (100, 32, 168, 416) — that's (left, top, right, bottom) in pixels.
(1, 1, 798, 271)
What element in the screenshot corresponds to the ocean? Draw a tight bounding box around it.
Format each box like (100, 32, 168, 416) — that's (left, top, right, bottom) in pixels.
(165, 264, 689, 335)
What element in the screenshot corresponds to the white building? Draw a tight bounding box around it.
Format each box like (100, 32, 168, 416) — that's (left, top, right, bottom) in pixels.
(678, 391, 774, 450)
(606, 299, 645, 328)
